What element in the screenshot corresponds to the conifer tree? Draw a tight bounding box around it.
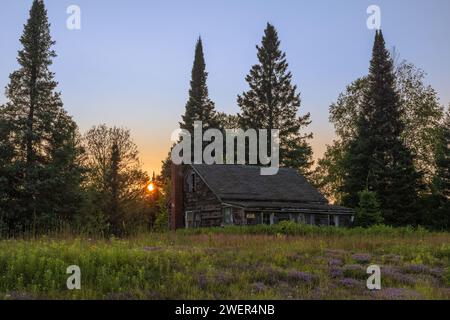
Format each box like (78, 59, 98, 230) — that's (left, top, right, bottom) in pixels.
(354, 190, 383, 227)
(342, 31, 420, 226)
(238, 23, 313, 175)
(0, 0, 84, 231)
(180, 37, 218, 133)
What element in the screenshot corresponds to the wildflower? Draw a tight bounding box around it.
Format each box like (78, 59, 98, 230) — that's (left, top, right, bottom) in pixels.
(338, 278, 363, 288)
(372, 288, 422, 300)
(351, 253, 372, 264)
(287, 270, 317, 284)
(198, 274, 208, 290)
(343, 264, 366, 279)
(382, 266, 417, 285)
(328, 258, 343, 267)
(329, 267, 344, 278)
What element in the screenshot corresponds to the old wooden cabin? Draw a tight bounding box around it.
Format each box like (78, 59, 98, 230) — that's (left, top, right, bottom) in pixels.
(170, 164, 354, 229)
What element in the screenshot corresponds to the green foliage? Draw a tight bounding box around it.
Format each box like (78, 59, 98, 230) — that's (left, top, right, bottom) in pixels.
(82, 125, 152, 236)
(315, 54, 444, 206)
(342, 31, 420, 226)
(0, 229, 448, 299)
(180, 37, 219, 134)
(354, 190, 383, 227)
(0, 0, 85, 234)
(237, 23, 313, 175)
(434, 109, 450, 199)
(152, 177, 171, 232)
(153, 205, 169, 232)
(180, 221, 431, 237)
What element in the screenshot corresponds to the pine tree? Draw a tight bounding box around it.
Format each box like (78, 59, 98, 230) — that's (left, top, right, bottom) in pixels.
(237, 23, 313, 175)
(354, 190, 383, 227)
(0, 0, 84, 231)
(342, 30, 420, 226)
(180, 37, 218, 133)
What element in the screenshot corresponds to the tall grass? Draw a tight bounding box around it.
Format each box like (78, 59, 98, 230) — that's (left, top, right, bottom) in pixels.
(0, 225, 449, 300)
(179, 222, 433, 237)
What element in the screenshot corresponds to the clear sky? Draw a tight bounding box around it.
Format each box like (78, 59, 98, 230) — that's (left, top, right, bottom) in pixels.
(1, 0, 449, 175)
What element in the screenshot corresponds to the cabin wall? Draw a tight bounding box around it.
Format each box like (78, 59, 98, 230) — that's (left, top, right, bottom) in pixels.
(184, 168, 223, 227)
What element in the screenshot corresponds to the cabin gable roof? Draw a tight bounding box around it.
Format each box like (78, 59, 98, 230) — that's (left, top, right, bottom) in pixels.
(191, 164, 328, 204)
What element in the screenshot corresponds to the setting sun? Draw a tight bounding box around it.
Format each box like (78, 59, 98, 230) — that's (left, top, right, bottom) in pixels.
(147, 182, 155, 192)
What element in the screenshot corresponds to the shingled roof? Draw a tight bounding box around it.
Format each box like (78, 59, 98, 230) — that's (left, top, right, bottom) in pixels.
(191, 164, 327, 203)
(190, 164, 354, 215)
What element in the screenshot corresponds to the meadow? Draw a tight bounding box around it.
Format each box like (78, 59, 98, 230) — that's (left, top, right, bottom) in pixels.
(0, 223, 449, 300)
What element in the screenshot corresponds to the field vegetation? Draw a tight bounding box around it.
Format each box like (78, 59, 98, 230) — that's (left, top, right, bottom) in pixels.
(1, 223, 449, 300)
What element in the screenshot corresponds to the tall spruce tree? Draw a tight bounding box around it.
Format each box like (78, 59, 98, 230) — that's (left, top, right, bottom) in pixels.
(342, 30, 420, 226)
(0, 0, 84, 232)
(238, 23, 313, 175)
(180, 37, 218, 133)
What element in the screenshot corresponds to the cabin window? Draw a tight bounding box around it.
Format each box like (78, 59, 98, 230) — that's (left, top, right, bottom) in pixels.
(223, 207, 233, 225)
(246, 212, 261, 225)
(262, 212, 271, 225)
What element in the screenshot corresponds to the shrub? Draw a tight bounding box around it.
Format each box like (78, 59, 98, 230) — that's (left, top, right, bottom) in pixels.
(354, 190, 384, 227)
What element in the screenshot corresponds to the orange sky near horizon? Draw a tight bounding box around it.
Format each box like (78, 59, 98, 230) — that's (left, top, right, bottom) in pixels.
(135, 124, 336, 176)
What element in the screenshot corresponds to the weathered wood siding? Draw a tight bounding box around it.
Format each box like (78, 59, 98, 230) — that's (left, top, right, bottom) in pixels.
(184, 168, 223, 227)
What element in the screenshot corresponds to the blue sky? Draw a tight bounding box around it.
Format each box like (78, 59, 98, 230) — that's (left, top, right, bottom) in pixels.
(1, 0, 449, 174)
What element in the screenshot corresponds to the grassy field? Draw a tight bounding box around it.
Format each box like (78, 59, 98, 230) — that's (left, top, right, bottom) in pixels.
(0, 223, 449, 300)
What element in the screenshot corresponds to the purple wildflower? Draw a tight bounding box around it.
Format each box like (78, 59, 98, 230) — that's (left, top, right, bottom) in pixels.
(198, 274, 208, 290)
(329, 267, 344, 278)
(403, 264, 430, 274)
(328, 258, 343, 267)
(383, 254, 402, 264)
(403, 264, 444, 278)
(287, 270, 317, 284)
(382, 267, 417, 285)
(352, 253, 372, 264)
(343, 264, 366, 279)
(372, 288, 422, 300)
(257, 266, 285, 285)
(338, 278, 364, 288)
(324, 249, 348, 257)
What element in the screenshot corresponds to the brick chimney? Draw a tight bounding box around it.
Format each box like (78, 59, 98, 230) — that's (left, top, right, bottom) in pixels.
(170, 164, 185, 230)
